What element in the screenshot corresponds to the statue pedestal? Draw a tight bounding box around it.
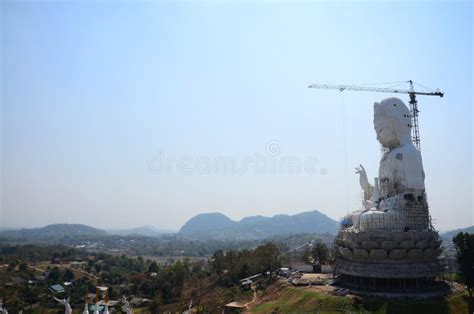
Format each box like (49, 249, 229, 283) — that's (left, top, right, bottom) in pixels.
(334, 229, 446, 291)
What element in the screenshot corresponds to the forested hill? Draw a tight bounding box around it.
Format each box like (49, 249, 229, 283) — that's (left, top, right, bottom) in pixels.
(0, 223, 107, 240)
(440, 225, 474, 241)
(178, 210, 340, 240)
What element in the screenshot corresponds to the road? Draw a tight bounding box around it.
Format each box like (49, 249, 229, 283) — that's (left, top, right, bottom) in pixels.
(28, 264, 99, 281)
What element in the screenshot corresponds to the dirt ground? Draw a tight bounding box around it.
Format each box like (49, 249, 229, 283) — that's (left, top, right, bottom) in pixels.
(301, 273, 332, 281)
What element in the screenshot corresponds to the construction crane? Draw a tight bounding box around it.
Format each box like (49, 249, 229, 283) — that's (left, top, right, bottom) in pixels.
(308, 80, 444, 150)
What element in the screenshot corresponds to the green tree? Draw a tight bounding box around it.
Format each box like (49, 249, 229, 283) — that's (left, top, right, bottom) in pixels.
(254, 242, 281, 272)
(64, 268, 75, 281)
(311, 243, 329, 264)
(19, 262, 28, 272)
(453, 232, 474, 298)
(94, 264, 102, 273)
(47, 267, 61, 283)
(211, 250, 225, 279)
(7, 261, 17, 271)
(301, 247, 312, 264)
(239, 263, 251, 279)
(148, 261, 159, 273)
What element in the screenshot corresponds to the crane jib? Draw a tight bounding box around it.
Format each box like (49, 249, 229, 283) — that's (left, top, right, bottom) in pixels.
(308, 84, 443, 97)
(308, 81, 444, 151)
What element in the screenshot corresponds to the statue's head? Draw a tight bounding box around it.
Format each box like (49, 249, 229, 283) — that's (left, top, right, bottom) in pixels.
(374, 97, 412, 148)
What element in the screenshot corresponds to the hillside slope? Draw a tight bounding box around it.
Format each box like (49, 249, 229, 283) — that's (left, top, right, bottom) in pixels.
(250, 282, 471, 314)
(440, 225, 474, 241)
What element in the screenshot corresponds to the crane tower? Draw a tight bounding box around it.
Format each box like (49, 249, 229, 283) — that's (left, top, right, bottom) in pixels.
(308, 80, 444, 150)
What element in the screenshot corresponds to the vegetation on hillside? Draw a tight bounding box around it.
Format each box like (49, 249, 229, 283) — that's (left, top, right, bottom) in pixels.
(0, 242, 281, 312)
(453, 231, 474, 298)
(250, 286, 472, 314)
(1, 230, 473, 313)
(211, 242, 281, 286)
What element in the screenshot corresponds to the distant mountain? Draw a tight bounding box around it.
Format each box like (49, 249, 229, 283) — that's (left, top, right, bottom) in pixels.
(178, 210, 339, 240)
(440, 225, 474, 241)
(0, 223, 107, 240)
(179, 213, 234, 235)
(107, 225, 175, 237)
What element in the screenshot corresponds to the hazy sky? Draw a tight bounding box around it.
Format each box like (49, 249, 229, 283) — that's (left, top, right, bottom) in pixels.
(1, 1, 472, 231)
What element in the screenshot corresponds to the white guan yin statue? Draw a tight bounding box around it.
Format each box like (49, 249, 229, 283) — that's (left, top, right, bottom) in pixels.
(334, 97, 444, 290)
(54, 297, 72, 314)
(93, 302, 100, 314)
(121, 297, 133, 314)
(0, 299, 8, 314)
(345, 97, 429, 232)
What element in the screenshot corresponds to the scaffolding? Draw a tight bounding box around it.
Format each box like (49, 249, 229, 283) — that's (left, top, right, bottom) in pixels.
(355, 189, 431, 232)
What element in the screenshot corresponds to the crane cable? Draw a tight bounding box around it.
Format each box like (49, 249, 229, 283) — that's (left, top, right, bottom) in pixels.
(341, 92, 349, 215)
(347, 80, 406, 87)
(412, 81, 435, 93)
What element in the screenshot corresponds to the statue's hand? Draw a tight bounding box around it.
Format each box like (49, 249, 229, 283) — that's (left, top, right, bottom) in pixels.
(355, 164, 370, 190)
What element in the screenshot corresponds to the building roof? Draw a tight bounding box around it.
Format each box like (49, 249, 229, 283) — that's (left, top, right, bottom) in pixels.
(96, 286, 108, 291)
(239, 273, 262, 282)
(107, 300, 119, 307)
(130, 297, 151, 305)
(225, 302, 246, 308)
(89, 304, 105, 312)
(87, 293, 96, 300)
(49, 284, 65, 293)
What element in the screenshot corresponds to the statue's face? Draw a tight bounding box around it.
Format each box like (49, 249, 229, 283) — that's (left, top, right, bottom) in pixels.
(374, 113, 399, 148)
